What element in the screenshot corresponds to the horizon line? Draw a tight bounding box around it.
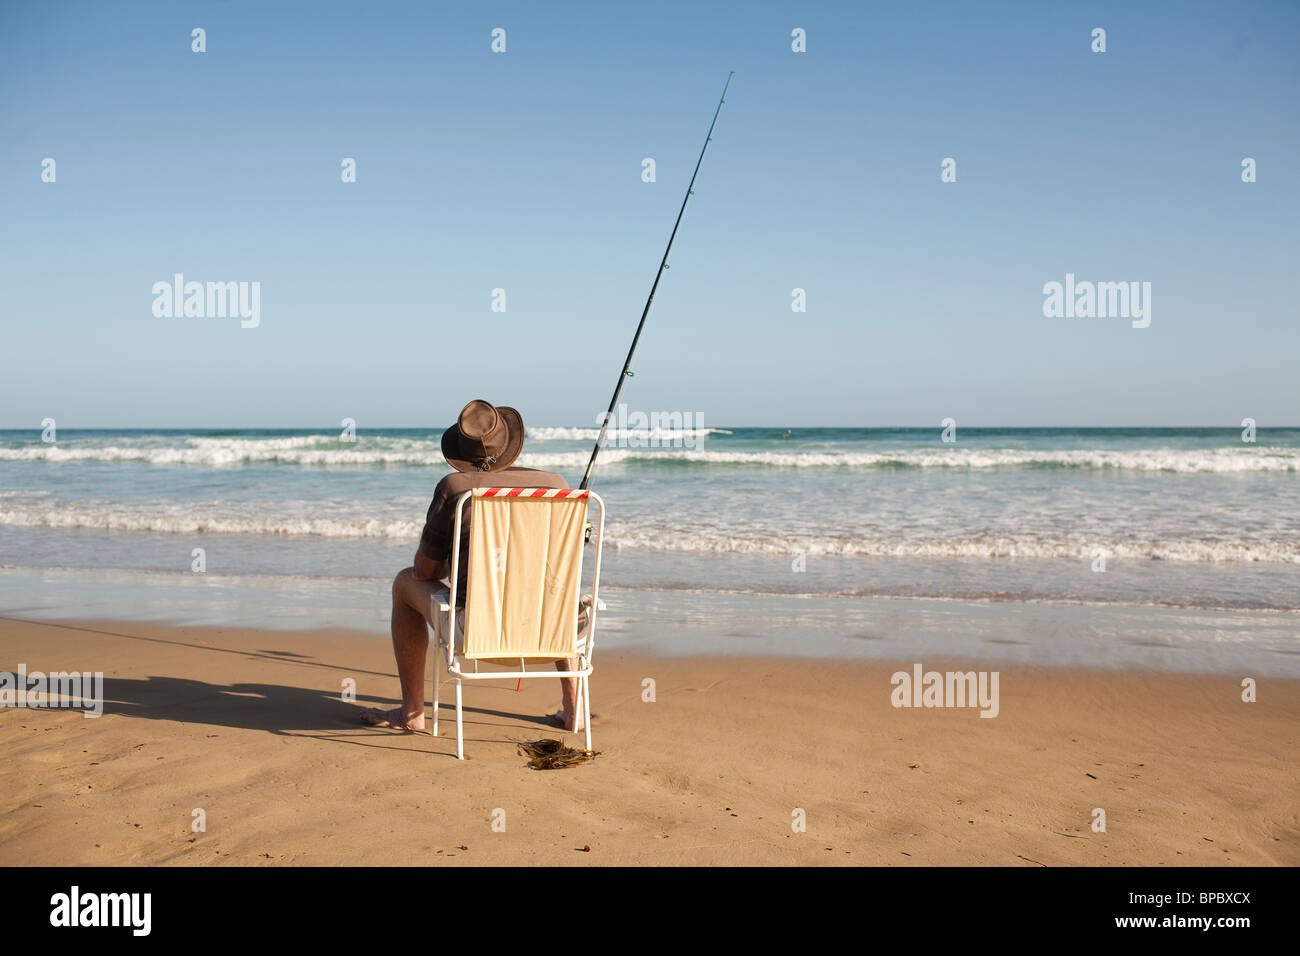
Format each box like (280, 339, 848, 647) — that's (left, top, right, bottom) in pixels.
(2, 424, 1296, 432)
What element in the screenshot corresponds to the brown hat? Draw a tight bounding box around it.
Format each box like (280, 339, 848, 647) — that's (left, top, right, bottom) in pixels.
(441, 400, 525, 473)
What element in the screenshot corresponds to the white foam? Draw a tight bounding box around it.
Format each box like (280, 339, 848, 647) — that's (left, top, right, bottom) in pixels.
(0, 436, 443, 467)
(1, 438, 1294, 472)
(522, 446, 1300, 472)
(601, 530, 1300, 564)
(0, 504, 423, 539)
(2, 501, 1296, 563)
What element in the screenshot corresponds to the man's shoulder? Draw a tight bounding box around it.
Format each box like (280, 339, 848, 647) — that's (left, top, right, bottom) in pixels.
(498, 466, 567, 489)
(434, 467, 567, 498)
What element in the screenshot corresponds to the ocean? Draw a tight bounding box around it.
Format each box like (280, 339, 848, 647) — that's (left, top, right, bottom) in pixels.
(2, 426, 1297, 673)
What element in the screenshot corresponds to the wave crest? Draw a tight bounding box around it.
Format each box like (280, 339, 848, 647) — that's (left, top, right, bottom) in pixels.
(2, 502, 1296, 563)
(2, 438, 1295, 472)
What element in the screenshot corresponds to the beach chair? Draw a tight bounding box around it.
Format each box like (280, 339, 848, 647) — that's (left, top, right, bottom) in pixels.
(428, 487, 606, 759)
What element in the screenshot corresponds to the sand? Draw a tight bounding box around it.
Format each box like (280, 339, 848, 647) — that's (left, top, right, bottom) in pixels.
(0, 615, 1296, 866)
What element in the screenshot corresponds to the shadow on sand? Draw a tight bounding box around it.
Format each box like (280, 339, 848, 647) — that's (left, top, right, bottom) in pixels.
(2, 618, 565, 757)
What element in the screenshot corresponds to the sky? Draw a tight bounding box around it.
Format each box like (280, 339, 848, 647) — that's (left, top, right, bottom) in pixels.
(1, 0, 1297, 428)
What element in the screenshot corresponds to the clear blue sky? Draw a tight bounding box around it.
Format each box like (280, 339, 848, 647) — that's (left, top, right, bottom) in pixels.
(2, 0, 1297, 428)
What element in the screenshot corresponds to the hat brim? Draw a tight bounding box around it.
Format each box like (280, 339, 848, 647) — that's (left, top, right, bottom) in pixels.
(441, 405, 525, 473)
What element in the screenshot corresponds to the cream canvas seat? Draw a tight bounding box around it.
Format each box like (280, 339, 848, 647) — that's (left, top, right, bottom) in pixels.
(428, 487, 606, 759)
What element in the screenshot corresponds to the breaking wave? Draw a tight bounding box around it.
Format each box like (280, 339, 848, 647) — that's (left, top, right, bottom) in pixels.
(2, 502, 1297, 563)
(1, 436, 1296, 472)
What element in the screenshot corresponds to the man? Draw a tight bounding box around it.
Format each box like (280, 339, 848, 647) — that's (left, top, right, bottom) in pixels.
(359, 399, 587, 733)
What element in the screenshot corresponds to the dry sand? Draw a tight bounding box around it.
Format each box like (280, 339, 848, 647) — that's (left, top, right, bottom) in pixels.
(1, 616, 1296, 866)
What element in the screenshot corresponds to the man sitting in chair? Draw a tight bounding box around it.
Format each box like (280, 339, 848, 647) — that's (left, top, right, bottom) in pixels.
(359, 399, 586, 733)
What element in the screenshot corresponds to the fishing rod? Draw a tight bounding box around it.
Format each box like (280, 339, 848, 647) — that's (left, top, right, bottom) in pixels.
(578, 71, 734, 492)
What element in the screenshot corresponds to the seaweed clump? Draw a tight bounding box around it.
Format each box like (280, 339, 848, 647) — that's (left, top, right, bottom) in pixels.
(517, 738, 600, 770)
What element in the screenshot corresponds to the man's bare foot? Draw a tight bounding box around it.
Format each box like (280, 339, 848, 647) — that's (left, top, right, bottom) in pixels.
(359, 706, 425, 731)
(549, 709, 586, 733)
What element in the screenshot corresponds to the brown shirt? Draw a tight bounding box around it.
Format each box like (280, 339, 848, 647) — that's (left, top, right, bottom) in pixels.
(418, 466, 568, 605)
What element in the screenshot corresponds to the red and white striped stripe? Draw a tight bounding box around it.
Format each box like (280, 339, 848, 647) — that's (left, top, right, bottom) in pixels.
(475, 487, 589, 499)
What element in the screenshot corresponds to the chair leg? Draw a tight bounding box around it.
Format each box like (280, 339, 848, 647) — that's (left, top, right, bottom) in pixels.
(455, 680, 464, 760)
(583, 675, 592, 752)
(431, 647, 440, 737)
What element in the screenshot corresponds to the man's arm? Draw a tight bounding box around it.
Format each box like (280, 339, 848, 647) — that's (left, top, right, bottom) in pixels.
(415, 479, 455, 583)
(412, 549, 448, 583)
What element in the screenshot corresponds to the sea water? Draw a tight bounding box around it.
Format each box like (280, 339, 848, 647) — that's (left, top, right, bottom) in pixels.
(1, 427, 1296, 673)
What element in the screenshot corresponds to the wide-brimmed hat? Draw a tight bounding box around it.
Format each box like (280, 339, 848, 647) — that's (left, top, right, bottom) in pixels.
(441, 399, 524, 473)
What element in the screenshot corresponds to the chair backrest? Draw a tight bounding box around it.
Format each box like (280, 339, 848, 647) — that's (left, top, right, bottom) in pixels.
(456, 488, 592, 661)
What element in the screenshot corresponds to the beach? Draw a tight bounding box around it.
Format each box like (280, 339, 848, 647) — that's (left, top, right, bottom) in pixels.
(2, 614, 1295, 867)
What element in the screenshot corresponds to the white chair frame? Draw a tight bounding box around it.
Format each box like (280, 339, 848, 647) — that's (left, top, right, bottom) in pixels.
(429, 488, 606, 759)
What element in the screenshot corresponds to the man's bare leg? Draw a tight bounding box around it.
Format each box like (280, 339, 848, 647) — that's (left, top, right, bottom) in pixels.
(362, 567, 583, 733)
(552, 658, 585, 732)
(359, 568, 434, 731)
